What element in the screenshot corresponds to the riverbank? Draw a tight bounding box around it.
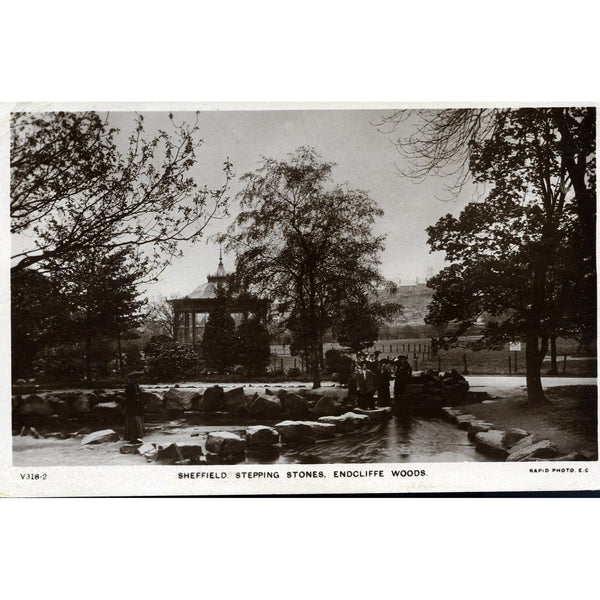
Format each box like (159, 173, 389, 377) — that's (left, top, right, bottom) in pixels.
(459, 385, 597, 458)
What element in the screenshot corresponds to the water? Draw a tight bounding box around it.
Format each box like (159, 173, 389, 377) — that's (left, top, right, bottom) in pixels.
(177, 412, 492, 464)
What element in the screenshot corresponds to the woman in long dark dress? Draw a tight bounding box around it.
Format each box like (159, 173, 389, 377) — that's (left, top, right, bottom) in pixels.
(124, 372, 144, 443)
(377, 360, 392, 406)
(393, 355, 412, 403)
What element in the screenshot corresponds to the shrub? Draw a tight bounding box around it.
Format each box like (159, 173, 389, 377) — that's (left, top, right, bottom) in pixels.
(144, 335, 199, 380)
(324, 348, 354, 384)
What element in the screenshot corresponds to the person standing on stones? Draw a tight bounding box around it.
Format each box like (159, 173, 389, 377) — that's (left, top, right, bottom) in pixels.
(377, 359, 393, 406)
(123, 371, 145, 443)
(393, 355, 412, 404)
(355, 361, 376, 409)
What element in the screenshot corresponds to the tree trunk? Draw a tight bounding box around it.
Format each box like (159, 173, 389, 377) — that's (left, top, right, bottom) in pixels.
(84, 333, 92, 383)
(311, 346, 321, 389)
(525, 330, 548, 404)
(548, 335, 558, 375)
(117, 333, 123, 376)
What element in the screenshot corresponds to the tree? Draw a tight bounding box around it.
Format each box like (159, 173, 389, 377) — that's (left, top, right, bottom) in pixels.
(425, 109, 587, 404)
(225, 147, 385, 388)
(334, 292, 402, 353)
(236, 316, 271, 376)
(146, 295, 177, 337)
(11, 111, 232, 276)
(201, 287, 237, 374)
(49, 246, 147, 381)
(11, 268, 70, 379)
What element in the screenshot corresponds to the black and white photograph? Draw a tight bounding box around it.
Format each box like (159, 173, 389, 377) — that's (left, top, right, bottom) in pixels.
(5, 104, 597, 490)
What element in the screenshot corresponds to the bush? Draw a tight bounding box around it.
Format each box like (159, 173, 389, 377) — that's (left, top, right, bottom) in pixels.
(287, 366, 302, 378)
(144, 335, 199, 380)
(236, 317, 271, 376)
(32, 344, 84, 379)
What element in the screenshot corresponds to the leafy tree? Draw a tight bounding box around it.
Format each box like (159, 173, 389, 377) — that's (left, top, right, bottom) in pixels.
(334, 291, 402, 353)
(201, 287, 237, 374)
(144, 335, 199, 380)
(49, 246, 147, 381)
(11, 111, 232, 275)
(426, 109, 589, 404)
(236, 316, 271, 376)
(225, 147, 385, 388)
(11, 269, 70, 379)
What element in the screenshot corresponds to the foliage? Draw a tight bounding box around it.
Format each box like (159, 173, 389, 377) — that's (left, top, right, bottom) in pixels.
(236, 316, 271, 376)
(11, 268, 70, 379)
(334, 292, 402, 353)
(144, 335, 199, 380)
(201, 286, 237, 374)
(224, 147, 385, 388)
(11, 111, 232, 275)
(425, 108, 594, 403)
(146, 295, 177, 337)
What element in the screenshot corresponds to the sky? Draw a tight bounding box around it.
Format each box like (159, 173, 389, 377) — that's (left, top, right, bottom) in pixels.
(18, 108, 480, 300)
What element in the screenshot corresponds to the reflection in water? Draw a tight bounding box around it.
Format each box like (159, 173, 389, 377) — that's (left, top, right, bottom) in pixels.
(244, 415, 491, 464)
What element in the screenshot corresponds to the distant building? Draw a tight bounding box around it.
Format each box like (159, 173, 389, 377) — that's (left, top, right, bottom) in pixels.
(169, 252, 266, 350)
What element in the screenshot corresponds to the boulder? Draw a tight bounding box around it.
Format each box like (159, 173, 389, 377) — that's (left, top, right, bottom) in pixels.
(72, 393, 91, 413)
(312, 395, 343, 417)
(47, 395, 71, 415)
(441, 407, 462, 422)
(546, 452, 587, 461)
(81, 429, 120, 445)
(205, 431, 246, 456)
(507, 440, 559, 462)
(455, 414, 478, 430)
(202, 386, 224, 412)
(141, 391, 164, 413)
(274, 421, 316, 445)
(224, 387, 247, 412)
(92, 401, 121, 414)
(16, 395, 54, 416)
(249, 394, 283, 417)
(474, 430, 509, 458)
(506, 435, 537, 456)
(164, 388, 200, 411)
(279, 392, 310, 418)
(353, 407, 393, 423)
(318, 412, 370, 432)
(467, 421, 496, 439)
(297, 421, 337, 439)
(155, 443, 184, 463)
(12, 395, 21, 411)
(246, 425, 280, 447)
(120, 442, 143, 454)
(502, 428, 530, 449)
(138, 442, 158, 461)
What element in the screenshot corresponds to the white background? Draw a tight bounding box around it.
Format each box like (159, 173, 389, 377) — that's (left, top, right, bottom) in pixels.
(1, 1, 599, 599)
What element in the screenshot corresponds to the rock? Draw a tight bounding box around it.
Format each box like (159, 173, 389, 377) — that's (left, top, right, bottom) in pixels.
(16, 395, 55, 416)
(81, 429, 120, 445)
(441, 407, 462, 421)
(296, 421, 337, 439)
(205, 431, 246, 456)
(46, 395, 71, 415)
(274, 421, 316, 445)
(507, 435, 537, 456)
(138, 443, 158, 461)
(502, 428, 530, 449)
(353, 407, 393, 423)
(312, 395, 343, 417)
(318, 412, 370, 432)
(224, 387, 247, 412)
(279, 392, 310, 418)
(155, 443, 184, 463)
(546, 452, 587, 461)
(202, 385, 224, 412)
(455, 414, 478, 430)
(92, 401, 121, 414)
(264, 388, 276, 396)
(249, 394, 283, 417)
(164, 388, 201, 411)
(120, 442, 143, 454)
(467, 421, 496, 438)
(474, 430, 509, 458)
(507, 440, 559, 462)
(141, 391, 164, 413)
(72, 393, 91, 413)
(246, 425, 280, 447)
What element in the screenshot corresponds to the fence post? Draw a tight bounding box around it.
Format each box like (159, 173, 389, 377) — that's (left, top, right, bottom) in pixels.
(562, 354, 567, 375)
(508, 354, 512, 374)
(437, 356, 441, 372)
(514, 351, 518, 373)
(463, 353, 468, 375)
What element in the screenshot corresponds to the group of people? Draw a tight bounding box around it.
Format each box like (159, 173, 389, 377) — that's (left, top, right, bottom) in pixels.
(349, 351, 413, 409)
